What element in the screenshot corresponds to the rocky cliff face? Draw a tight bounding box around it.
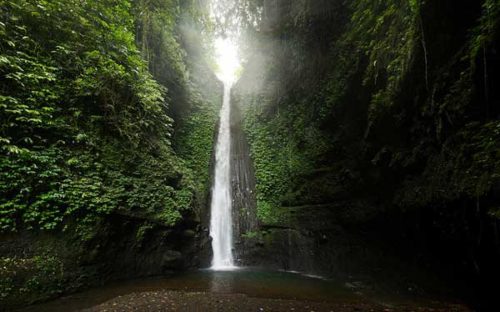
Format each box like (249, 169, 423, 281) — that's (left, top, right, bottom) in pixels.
(0, 211, 210, 307)
(230, 91, 259, 264)
(0, 0, 219, 307)
(233, 0, 500, 307)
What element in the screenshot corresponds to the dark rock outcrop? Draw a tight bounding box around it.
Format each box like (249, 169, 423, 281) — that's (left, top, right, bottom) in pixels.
(0, 210, 210, 308)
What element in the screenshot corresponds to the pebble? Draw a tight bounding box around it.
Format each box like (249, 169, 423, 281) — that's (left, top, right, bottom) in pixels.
(79, 290, 472, 312)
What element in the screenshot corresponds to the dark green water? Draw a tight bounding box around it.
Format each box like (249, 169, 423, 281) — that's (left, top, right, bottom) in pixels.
(20, 268, 361, 312)
(20, 268, 466, 311)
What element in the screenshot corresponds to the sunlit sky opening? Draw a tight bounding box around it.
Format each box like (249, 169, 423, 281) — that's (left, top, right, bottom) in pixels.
(214, 37, 241, 85)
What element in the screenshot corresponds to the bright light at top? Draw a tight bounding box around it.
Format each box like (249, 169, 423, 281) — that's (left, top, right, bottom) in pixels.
(215, 37, 240, 85)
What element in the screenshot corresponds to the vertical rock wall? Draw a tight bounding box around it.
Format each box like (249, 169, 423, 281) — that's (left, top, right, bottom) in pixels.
(230, 90, 259, 263)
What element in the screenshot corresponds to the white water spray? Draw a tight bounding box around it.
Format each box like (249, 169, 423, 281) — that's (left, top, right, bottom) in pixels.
(210, 84, 235, 270)
(210, 37, 240, 270)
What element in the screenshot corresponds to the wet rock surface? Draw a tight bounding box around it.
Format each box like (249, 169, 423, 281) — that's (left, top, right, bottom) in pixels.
(0, 213, 209, 308)
(230, 89, 259, 261)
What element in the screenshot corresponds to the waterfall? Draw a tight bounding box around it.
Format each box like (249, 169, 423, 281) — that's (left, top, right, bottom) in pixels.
(210, 83, 235, 270)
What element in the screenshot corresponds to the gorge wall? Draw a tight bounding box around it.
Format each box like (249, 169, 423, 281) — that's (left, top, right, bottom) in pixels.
(0, 0, 219, 307)
(233, 0, 500, 307)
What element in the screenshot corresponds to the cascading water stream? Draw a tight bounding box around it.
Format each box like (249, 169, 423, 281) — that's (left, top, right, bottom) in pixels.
(210, 83, 235, 270)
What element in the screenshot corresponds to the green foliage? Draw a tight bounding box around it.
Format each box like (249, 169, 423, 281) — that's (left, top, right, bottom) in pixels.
(396, 121, 500, 207)
(0, 253, 65, 304)
(241, 230, 260, 239)
(241, 229, 269, 242)
(135, 223, 155, 248)
(0, 0, 217, 307)
(0, 0, 208, 233)
(240, 93, 329, 223)
(470, 0, 500, 59)
(256, 200, 281, 225)
(134, 0, 220, 203)
(335, 0, 418, 124)
(392, 0, 500, 211)
(238, 0, 500, 225)
(174, 96, 220, 192)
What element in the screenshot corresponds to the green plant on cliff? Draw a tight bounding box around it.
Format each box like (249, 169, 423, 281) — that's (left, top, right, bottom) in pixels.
(0, 250, 67, 304)
(237, 0, 500, 228)
(0, 0, 213, 233)
(1, 0, 218, 306)
(0, 0, 221, 236)
(174, 93, 220, 194)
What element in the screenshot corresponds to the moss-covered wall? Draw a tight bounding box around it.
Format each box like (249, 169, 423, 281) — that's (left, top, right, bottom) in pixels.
(234, 0, 500, 305)
(0, 0, 220, 307)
